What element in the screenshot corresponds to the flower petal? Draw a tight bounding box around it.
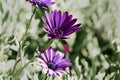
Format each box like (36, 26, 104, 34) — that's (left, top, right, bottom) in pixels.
(27, 0, 55, 8)
(42, 68, 48, 74)
(36, 62, 48, 68)
(61, 15, 73, 30)
(46, 48, 51, 61)
(41, 52, 48, 62)
(45, 11, 53, 29)
(59, 12, 68, 27)
(48, 69, 55, 76)
(56, 58, 71, 65)
(56, 69, 69, 74)
(62, 19, 77, 32)
(57, 63, 72, 68)
(64, 23, 81, 36)
(36, 56, 45, 63)
(55, 10, 61, 28)
(50, 48, 56, 61)
(53, 52, 64, 64)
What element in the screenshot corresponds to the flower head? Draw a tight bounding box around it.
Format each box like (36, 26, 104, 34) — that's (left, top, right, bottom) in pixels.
(36, 48, 72, 76)
(63, 45, 70, 53)
(42, 10, 81, 39)
(27, 0, 55, 8)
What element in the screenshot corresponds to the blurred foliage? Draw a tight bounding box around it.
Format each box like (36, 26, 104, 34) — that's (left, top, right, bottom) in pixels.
(0, 0, 120, 80)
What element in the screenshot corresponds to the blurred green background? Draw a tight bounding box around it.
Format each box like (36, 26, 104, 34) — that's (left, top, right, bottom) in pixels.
(0, 0, 120, 80)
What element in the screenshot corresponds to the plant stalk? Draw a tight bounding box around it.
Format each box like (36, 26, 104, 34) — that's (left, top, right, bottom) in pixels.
(12, 7, 37, 74)
(44, 39, 55, 51)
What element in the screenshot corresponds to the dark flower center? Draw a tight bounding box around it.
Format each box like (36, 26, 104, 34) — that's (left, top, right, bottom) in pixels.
(53, 28, 63, 37)
(48, 62, 56, 70)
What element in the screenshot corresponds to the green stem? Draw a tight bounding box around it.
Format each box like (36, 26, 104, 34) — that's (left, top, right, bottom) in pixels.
(12, 59, 21, 74)
(12, 7, 37, 74)
(13, 58, 34, 75)
(91, 57, 97, 80)
(44, 75, 48, 80)
(44, 39, 55, 51)
(21, 7, 37, 42)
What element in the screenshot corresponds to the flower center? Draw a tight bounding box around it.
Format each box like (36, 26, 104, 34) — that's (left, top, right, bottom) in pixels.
(53, 28, 63, 37)
(48, 62, 56, 70)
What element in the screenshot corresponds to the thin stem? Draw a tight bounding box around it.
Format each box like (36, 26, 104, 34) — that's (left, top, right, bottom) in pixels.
(13, 58, 34, 75)
(12, 59, 21, 74)
(91, 57, 97, 80)
(11, 7, 37, 75)
(45, 75, 47, 80)
(44, 39, 55, 51)
(21, 7, 37, 41)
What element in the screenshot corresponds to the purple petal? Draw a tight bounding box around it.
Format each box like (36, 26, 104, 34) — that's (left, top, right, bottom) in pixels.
(41, 52, 48, 62)
(50, 48, 56, 61)
(59, 12, 68, 27)
(48, 69, 55, 76)
(36, 56, 45, 63)
(62, 19, 77, 32)
(53, 52, 64, 64)
(57, 52, 64, 58)
(64, 24, 81, 36)
(57, 63, 72, 68)
(61, 15, 73, 29)
(46, 48, 51, 61)
(43, 28, 52, 34)
(55, 10, 61, 28)
(56, 69, 69, 74)
(37, 62, 48, 67)
(45, 11, 53, 29)
(49, 11, 55, 28)
(42, 68, 48, 74)
(56, 58, 71, 65)
(42, 17, 52, 31)
(45, 2, 55, 5)
(53, 54, 61, 64)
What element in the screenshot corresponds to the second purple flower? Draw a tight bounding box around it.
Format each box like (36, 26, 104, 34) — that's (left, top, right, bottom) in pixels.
(42, 10, 81, 39)
(36, 48, 72, 76)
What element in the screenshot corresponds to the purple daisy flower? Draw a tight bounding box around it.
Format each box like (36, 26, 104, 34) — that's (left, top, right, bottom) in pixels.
(42, 10, 81, 39)
(27, 0, 55, 8)
(36, 48, 72, 76)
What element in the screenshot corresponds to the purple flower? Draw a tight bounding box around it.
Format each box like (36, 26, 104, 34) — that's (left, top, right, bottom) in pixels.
(27, 0, 55, 8)
(42, 10, 81, 39)
(36, 48, 72, 76)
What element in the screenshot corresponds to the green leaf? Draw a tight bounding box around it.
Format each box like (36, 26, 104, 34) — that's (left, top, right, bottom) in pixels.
(0, 2, 3, 13)
(115, 73, 120, 80)
(103, 1, 109, 13)
(2, 11, 9, 25)
(115, 52, 120, 63)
